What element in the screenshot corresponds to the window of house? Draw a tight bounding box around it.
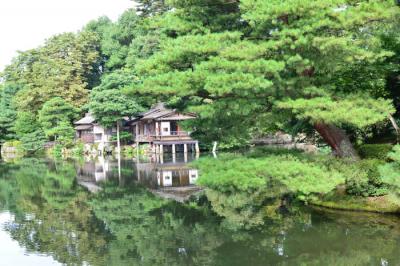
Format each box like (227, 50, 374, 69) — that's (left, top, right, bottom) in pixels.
(95, 134, 102, 141)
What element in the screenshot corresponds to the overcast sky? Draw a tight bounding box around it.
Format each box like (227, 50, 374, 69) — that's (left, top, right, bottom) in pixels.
(0, 0, 134, 71)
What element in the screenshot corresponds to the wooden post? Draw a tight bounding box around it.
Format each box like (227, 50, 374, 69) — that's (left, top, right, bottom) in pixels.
(160, 144, 164, 155)
(184, 143, 188, 153)
(155, 144, 159, 154)
(136, 155, 141, 181)
(135, 122, 139, 157)
(155, 121, 159, 137)
(135, 122, 139, 139)
(172, 144, 176, 154)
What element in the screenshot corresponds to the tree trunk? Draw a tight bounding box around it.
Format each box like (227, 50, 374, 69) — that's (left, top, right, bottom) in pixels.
(116, 121, 121, 155)
(314, 122, 359, 160)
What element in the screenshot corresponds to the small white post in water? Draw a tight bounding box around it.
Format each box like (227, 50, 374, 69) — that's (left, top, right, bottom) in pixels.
(212, 141, 218, 158)
(115, 121, 121, 155)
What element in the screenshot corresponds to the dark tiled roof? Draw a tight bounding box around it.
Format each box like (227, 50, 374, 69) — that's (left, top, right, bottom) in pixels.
(75, 113, 96, 125)
(75, 125, 93, 130)
(142, 110, 175, 120)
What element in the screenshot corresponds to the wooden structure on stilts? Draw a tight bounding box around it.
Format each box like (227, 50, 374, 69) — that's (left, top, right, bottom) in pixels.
(128, 103, 200, 155)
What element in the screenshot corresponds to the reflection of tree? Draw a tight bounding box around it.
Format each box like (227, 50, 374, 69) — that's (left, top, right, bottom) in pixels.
(10, 158, 79, 209)
(2, 158, 111, 266)
(1, 159, 400, 265)
(91, 184, 223, 265)
(0, 162, 20, 212)
(277, 209, 400, 265)
(205, 180, 292, 230)
(6, 196, 110, 266)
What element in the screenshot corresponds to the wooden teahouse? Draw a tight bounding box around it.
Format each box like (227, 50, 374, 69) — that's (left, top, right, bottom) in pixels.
(74, 113, 117, 149)
(129, 103, 199, 154)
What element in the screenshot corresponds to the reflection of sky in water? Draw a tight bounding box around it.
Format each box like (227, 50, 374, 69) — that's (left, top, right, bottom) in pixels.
(0, 212, 60, 266)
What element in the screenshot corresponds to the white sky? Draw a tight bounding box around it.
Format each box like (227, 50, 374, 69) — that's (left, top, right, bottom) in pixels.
(0, 0, 134, 71)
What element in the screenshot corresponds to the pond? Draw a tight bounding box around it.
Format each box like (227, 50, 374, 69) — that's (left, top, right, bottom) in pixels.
(0, 154, 400, 265)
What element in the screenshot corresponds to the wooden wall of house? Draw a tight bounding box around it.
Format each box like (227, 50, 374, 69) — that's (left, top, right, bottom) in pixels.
(79, 133, 94, 143)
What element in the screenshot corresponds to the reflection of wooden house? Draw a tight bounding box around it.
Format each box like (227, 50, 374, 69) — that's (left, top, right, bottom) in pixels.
(76, 157, 113, 183)
(129, 103, 199, 154)
(74, 113, 117, 149)
(156, 165, 199, 187)
(135, 154, 199, 189)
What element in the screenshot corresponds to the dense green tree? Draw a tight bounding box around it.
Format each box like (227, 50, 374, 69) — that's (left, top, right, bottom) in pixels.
(19, 130, 47, 153)
(135, 0, 170, 17)
(85, 10, 141, 72)
(14, 112, 40, 139)
(38, 97, 78, 143)
(0, 83, 20, 143)
(130, 0, 400, 158)
(2, 31, 101, 113)
(88, 86, 143, 152)
(14, 112, 47, 153)
(54, 121, 76, 147)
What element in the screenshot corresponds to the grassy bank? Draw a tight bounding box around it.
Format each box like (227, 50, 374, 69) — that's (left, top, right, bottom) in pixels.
(309, 193, 400, 214)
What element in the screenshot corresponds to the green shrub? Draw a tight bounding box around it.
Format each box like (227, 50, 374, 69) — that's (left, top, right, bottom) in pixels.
(345, 159, 388, 197)
(379, 145, 400, 190)
(51, 144, 63, 158)
(123, 146, 136, 157)
(195, 153, 344, 199)
(317, 145, 332, 155)
(111, 132, 133, 143)
(1, 140, 24, 154)
(71, 142, 85, 156)
(357, 144, 393, 160)
(2, 140, 22, 149)
(122, 145, 147, 157)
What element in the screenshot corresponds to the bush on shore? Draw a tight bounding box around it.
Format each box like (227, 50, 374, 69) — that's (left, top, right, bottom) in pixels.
(356, 144, 393, 160)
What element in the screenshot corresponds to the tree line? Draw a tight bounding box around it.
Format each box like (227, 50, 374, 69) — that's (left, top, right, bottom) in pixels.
(0, 0, 399, 156)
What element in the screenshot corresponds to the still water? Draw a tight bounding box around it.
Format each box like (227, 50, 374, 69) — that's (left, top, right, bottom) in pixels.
(0, 154, 400, 266)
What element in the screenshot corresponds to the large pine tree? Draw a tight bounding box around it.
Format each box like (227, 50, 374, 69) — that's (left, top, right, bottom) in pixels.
(129, 0, 400, 157)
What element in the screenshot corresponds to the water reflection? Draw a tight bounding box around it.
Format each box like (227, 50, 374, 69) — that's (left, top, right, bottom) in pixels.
(76, 153, 201, 201)
(136, 153, 199, 188)
(1, 158, 400, 265)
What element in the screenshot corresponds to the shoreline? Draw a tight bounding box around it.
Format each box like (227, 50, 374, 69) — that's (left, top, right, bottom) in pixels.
(309, 194, 400, 214)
